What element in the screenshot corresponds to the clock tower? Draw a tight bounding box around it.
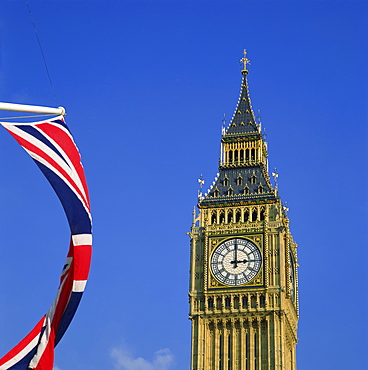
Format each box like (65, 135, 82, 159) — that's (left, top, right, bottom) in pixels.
(188, 51, 299, 370)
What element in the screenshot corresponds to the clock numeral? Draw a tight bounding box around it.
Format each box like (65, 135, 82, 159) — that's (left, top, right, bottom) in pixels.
(217, 245, 226, 254)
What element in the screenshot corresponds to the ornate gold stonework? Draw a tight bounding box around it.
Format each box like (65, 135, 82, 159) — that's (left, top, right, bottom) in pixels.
(188, 53, 299, 370)
(240, 49, 251, 74)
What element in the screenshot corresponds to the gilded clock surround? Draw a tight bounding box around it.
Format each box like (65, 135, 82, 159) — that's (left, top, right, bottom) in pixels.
(209, 236, 263, 288)
(188, 51, 299, 370)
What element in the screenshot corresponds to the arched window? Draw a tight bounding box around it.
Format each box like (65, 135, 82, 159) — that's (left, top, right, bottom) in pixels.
(260, 295, 265, 308)
(223, 176, 229, 186)
(235, 210, 241, 223)
(234, 150, 239, 164)
(251, 295, 257, 308)
(244, 185, 249, 195)
(225, 297, 231, 308)
(228, 334, 232, 369)
(244, 210, 249, 222)
(216, 297, 222, 310)
(250, 174, 257, 184)
(233, 296, 239, 309)
(260, 208, 265, 221)
(258, 184, 263, 194)
(254, 332, 258, 369)
(246, 149, 249, 161)
(219, 334, 224, 370)
(227, 210, 233, 223)
(211, 211, 217, 224)
(245, 331, 250, 369)
(242, 296, 248, 308)
(251, 148, 255, 161)
(227, 186, 233, 196)
(219, 212, 225, 223)
(208, 297, 214, 308)
(236, 175, 242, 186)
(213, 187, 219, 197)
(252, 209, 258, 221)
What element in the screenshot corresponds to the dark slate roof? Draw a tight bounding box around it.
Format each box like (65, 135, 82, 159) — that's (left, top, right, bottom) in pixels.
(200, 166, 275, 207)
(211, 167, 271, 196)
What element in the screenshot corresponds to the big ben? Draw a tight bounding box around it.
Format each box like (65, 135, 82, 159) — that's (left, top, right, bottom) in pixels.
(188, 51, 299, 370)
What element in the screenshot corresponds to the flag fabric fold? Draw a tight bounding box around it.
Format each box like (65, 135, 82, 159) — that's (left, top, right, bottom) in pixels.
(0, 116, 92, 370)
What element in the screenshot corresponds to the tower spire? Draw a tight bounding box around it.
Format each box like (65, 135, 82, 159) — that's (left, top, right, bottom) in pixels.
(200, 50, 272, 206)
(225, 50, 258, 137)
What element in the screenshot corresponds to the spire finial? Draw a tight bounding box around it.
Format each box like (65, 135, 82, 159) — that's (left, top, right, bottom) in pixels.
(198, 174, 204, 189)
(240, 49, 251, 74)
(272, 168, 279, 190)
(198, 174, 205, 200)
(222, 113, 226, 135)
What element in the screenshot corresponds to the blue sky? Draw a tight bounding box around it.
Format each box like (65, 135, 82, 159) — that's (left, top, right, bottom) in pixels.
(0, 1, 367, 369)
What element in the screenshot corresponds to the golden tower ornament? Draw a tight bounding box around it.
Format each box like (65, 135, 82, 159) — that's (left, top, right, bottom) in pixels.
(240, 49, 251, 74)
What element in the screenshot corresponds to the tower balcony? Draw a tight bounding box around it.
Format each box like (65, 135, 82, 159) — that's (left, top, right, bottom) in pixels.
(190, 292, 284, 317)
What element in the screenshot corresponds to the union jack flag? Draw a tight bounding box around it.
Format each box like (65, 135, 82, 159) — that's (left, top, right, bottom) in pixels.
(0, 116, 92, 370)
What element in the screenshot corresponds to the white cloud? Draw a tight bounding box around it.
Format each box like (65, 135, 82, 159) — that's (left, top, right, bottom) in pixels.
(111, 347, 174, 370)
(53, 366, 61, 370)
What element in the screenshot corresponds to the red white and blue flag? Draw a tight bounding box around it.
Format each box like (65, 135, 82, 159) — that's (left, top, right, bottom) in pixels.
(0, 116, 92, 370)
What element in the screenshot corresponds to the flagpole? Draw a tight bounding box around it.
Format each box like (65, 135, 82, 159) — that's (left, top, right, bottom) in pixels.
(0, 102, 65, 116)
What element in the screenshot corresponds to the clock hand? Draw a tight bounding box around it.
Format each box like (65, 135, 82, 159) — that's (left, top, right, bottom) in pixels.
(233, 242, 238, 268)
(231, 242, 257, 267)
(231, 256, 248, 266)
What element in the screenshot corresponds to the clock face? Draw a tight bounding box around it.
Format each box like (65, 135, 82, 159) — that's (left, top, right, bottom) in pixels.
(210, 238, 262, 286)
